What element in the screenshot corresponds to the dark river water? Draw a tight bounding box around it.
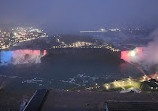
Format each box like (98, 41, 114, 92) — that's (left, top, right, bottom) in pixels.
(0, 50, 143, 91)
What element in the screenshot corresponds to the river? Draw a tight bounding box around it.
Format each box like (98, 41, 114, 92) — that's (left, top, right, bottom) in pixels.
(0, 49, 143, 91)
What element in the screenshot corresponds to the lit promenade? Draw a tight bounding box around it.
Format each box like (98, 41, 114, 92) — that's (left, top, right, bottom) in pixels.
(104, 73, 158, 91)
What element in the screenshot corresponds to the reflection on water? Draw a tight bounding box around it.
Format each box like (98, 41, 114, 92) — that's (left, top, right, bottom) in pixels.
(0, 49, 142, 90)
(0, 50, 46, 65)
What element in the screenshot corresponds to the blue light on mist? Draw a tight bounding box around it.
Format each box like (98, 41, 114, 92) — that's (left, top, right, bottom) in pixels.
(0, 51, 13, 64)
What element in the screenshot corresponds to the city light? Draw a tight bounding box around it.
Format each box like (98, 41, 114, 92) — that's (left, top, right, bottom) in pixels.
(0, 27, 47, 49)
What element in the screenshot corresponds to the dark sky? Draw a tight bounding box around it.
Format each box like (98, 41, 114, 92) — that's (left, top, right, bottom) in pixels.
(0, 0, 158, 33)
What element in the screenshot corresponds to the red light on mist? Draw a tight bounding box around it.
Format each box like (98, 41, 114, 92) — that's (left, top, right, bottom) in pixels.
(121, 51, 130, 61)
(44, 50, 47, 55)
(121, 47, 143, 62)
(32, 50, 41, 55)
(136, 47, 143, 53)
(13, 50, 42, 55)
(150, 73, 158, 81)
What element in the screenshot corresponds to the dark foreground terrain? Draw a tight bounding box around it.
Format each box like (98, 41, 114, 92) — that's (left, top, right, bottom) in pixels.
(0, 89, 34, 111)
(1, 89, 158, 111)
(41, 90, 158, 111)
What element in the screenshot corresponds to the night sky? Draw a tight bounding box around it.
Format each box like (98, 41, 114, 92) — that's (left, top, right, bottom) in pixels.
(0, 0, 158, 33)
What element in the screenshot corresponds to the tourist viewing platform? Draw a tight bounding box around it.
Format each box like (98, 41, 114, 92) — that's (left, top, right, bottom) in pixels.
(22, 89, 158, 111)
